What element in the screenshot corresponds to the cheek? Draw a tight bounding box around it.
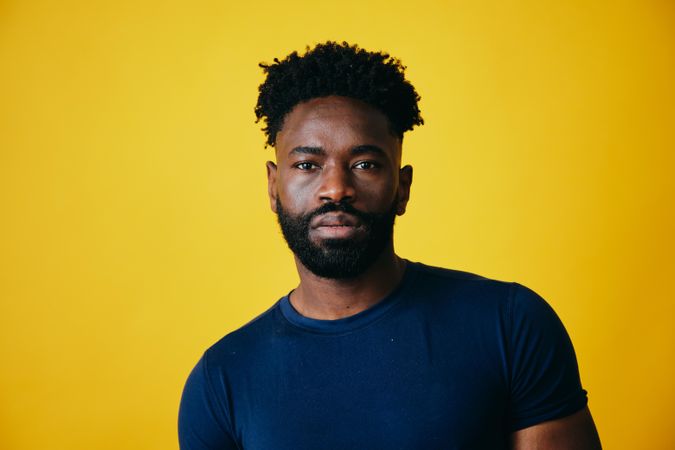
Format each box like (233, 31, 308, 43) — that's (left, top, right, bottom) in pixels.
(353, 180, 398, 210)
(277, 174, 316, 210)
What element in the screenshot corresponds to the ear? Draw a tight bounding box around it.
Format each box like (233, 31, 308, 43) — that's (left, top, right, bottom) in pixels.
(396, 165, 413, 215)
(266, 161, 278, 213)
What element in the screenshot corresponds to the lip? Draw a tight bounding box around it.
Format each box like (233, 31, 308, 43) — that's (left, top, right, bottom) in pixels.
(310, 212, 363, 239)
(311, 212, 360, 229)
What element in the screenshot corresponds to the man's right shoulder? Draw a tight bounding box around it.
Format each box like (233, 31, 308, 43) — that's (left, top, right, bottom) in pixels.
(202, 299, 285, 368)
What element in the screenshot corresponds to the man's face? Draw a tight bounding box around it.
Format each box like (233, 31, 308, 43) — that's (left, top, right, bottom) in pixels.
(266, 96, 413, 279)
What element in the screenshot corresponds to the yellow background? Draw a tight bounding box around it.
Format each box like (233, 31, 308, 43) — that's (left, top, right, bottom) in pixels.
(1, 0, 674, 449)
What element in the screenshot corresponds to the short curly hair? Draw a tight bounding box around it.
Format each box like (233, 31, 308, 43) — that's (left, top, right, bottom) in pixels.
(255, 41, 423, 147)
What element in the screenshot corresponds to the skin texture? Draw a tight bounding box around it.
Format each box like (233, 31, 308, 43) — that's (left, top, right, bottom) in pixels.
(266, 95, 602, 448)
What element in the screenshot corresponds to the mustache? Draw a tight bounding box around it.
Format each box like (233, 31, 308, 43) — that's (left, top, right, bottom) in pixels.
(304, 201, 371, 223)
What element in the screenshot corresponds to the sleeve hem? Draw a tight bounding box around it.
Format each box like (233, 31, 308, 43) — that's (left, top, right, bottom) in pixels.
(509, 394, 588, 432)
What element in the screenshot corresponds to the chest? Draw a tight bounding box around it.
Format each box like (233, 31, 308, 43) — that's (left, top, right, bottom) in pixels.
(227, 322, 510, 450)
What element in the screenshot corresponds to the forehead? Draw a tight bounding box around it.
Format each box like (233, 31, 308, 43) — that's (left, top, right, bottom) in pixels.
(275, 96, 400, 155)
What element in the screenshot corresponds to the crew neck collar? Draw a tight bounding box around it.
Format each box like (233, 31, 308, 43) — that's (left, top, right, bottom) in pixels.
(279, 261, 419, 335)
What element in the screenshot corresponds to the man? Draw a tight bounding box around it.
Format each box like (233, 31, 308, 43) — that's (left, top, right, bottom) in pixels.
(179, 42, 601, 449)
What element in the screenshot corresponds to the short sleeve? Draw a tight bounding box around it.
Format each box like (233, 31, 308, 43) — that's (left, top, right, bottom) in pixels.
(178, 353, 239, 450)
(506, 283, 588, 431)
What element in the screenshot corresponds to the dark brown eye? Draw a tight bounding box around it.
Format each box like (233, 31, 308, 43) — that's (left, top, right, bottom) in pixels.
(353, 161, 377, 170)
(295, 162, 317, 170)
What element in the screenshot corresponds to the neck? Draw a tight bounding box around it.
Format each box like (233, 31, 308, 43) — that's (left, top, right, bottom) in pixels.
(289, 246, 407, 320)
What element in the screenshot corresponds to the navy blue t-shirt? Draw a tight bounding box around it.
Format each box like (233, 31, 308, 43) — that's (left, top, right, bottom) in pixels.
(179, 262, 587, 449)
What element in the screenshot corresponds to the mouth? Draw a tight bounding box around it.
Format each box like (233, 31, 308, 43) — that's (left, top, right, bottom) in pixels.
(310, 213, 363, 240)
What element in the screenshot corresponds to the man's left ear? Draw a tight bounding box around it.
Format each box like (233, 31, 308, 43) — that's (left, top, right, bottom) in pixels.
(396, 165, 413, 215)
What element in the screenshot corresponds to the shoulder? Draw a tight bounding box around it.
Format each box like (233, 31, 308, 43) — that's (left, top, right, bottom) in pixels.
(406, 261, 559, 330)
(408, 261, 516, 307)
(202, 300, 285, 372)
(409, 263, 587, 429)
(410, 261, 547, 302)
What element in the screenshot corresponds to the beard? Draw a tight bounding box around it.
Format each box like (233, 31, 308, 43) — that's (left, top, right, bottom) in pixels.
(276, 198, 397, 279)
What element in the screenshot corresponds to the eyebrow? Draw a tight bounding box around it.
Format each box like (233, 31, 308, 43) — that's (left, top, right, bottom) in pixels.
(290, 146, 325, 156)
(289, 145, 387, 157)
(350, 145, 387, 157)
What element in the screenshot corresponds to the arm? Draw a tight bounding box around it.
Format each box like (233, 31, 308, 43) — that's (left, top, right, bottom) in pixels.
(178, 354, 239, 450)
(506, 284, 599, 445)
(510, 406, 601, 450)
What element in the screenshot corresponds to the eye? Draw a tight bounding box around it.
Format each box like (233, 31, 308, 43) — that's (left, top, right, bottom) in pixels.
(353, 161, 378, 170)
(294, 161, 319, 171)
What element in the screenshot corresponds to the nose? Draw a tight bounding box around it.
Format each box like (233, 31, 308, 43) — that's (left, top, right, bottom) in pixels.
(317, 165, 356, 203)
